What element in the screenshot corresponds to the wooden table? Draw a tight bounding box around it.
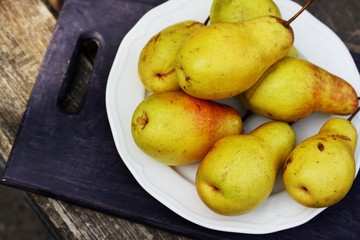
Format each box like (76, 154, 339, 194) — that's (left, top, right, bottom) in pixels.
(0, 0, 359, 239)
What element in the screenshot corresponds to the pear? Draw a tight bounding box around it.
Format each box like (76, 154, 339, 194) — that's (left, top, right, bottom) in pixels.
(175, 16, 294, 100)
(283, 118, 357, 208)
(210, 0, 299, 58)
(240, 57, 358, 122)
(210, 0, 281, 24)
(131, 91, 243, 166)
(287, 46, 298, 57)
(196, 121, 296, 215)
(138, 20, 205, 93)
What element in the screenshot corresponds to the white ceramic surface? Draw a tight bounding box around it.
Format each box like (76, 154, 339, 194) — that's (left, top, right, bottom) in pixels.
(105, 0, 360, 234)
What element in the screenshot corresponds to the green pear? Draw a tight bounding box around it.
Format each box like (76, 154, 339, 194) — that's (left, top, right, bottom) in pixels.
(283, 118, 357, 208)
(287, 46, 298, 57)
(196, 121, 296, 215)
(175, 16, 294, 100)
(131, 91, 243, 166)
(138, 20, 205, 93)
(210, 0, 281, 24)
(240, 57, 359, 122)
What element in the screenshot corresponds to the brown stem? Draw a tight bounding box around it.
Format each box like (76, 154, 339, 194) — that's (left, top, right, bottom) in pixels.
(204, 16, 210, 25)
(242, 110, 253, 123)
(283, 0, 314, 28)
(347, 97, 360, 121)
(288, 121, 295, 126)
(348, 106, 360, 122)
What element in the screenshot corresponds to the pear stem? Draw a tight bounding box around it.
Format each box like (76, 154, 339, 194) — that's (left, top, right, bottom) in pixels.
(283, 0, 314, 28)
(348, 105, 360, 122)
(242, 110, 253, 123)
(204, 16, 210, 25)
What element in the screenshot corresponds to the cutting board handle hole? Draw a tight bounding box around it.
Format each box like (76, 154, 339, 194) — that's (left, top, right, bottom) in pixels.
(58, 34, 99, 113)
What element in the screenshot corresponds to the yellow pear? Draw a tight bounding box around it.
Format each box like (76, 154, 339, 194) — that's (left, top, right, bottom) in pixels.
(175, 16, 294, 100)
(210, 0, 281, 24)
(210, 0, 299, 58)
(283, 118, 357, 208)
(240, 57, 358, 122)
(196, 121, 296, 215)
(138, 20, 205, 93)
(131, 91, 243, 166)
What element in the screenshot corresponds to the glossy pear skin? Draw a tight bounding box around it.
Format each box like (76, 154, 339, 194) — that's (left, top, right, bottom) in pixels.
(175, 16, 294, 100)
(240, 57, 359, 122)
(209, 0, 298, 59)
(131, 91, 243, 166)
(196, 121, 296, 215)
(283, 118, 357, 208)
(210, 0, 281, 24)
(138, 21, 205, 93)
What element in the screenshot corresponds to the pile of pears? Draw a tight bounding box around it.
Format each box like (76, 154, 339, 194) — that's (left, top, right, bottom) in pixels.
(131, 0, 359, 216)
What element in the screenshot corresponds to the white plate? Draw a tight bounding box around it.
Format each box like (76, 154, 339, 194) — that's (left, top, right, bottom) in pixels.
(105, 0, 360, 234)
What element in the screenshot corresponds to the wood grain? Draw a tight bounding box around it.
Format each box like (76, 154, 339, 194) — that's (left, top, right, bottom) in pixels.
(0, 0, 55, 161)
(0, 0, 188, 239)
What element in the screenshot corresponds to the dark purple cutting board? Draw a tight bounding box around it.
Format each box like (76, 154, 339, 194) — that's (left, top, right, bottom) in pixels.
(2, 0, 360, 239)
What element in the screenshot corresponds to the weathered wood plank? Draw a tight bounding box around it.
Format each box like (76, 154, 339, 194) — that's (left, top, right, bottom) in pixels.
(28, 194, 190, 240)
(0, 0, 55, 161)
(0, 0, 189, 239)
